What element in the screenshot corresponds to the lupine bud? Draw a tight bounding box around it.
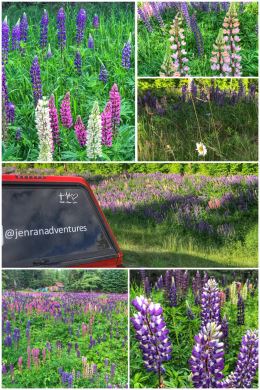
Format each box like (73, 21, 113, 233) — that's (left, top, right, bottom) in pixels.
(12, 19, 20, 50)
(200, 278, 221, 327)
(93, 14, 99, 28)
(144, 276, 151, 297)
(35, 97, 53, 161)
(237, 294, 245, 325)
(49, 94, 60, 145)
(45, 43, 52, 59)
(57, 8, 66, 51)
(87, 101, 102, 160)
(131, 296, 172, 382)
(60, 92, 73, 128)
(189, 322, 224, 388)
(20, 13, 28, 42)
(122, 40, 131, 69)
(74, 51, 82, 74)
(74, 115, 87, 147)
(99, 64, 108, 83)
(186, 301, 195, 320)
(40, 10, 49, 49)
(88, 34, 94, 49)
(109, 83, 121, 128)
(2, 16, 9, 63)
(76, 9, 87, 45)
(101, 101, 113, 146)
(30, 56, 42, 105)
(168, 13, 189, 76)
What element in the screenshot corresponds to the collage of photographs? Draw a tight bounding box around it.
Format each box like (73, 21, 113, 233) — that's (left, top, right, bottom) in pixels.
(1, 0, 259, 389)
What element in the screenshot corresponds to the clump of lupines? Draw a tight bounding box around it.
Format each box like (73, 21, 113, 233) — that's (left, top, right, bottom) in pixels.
(74, 51, 82, 74)
(189, 322, 224, 387)
(88, 34, 94, 49)
(131, 296, 172, 386)
(168, 13, 189, 76)
(101, 101, 113, 146)
(40, 9, 49, 49)
(12, 19, 20, 51)
(57, 8, 66, 52)
(87, 101, 102, 160)
(210, 28, 231, 76)
(237, 294, 245, 325)
(20, 13, 28, 42)
(76, 9, 87, 45)
(223, 3, 242, 76)
(74, 115, 87, 147)
(93, 14, 99, 28)
(109, 84, 121, 129)
(35, 97, 53, 161)
(2, 16, 9, 63)
(30, 56, 42, 105)
(48, 94, 60, 146)
(99, 64, 108, 83)
(200, 278, 221, 328)
(60, 92, 73, 128)
(122, 38, 131, 69)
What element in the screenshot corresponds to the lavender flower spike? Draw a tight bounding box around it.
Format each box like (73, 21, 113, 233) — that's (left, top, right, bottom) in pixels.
(88, 34, 94, 49)
(76, 9, 87, 45)
(74, 51, 82, 74)
(99, 64, 108, 83)
(12, 19, 20, 51)
(2, 16, 9, 64)
(131, 296, 172, 386)
(122, 38, 131, 69)
(200, 277, 221, 328)
(40, 9, 49, 49)
(189, 322, 224, 388)
(20, 12, 28, 42)
(93, 14, 99, 28)
(30, 56, 42, 105)
(57, 8, 66, 51)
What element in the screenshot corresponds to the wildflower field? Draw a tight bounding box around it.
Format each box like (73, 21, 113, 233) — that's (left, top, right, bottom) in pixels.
(2, 270, 128, 388)
(2, 2, 135, 162)
(5, 162, 258, 268)
(138, 78, 258, 161)
(138, 2, 258, 77)
(130, 270, 258, 388)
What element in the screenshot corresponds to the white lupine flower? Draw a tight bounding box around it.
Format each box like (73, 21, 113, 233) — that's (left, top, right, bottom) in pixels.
(87, 101, 102, 160)
(35, 97, 53, 161)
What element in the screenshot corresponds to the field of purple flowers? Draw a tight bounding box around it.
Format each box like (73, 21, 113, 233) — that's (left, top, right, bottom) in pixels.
(91, 171, 258, 267)
(138, 78, 258, 161)
(2, 2, 135, 162)
(138, 2, 258, 77)
(2, 291, 128, 388)
(130, 270, 258, 388)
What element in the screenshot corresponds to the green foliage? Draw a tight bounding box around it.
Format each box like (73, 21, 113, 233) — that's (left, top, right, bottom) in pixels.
(100, 270, 128, 293)
(3, 2, 135, 161)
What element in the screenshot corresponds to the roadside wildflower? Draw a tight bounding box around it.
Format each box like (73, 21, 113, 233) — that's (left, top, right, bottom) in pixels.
(40, 9, 49, 48)
(122, 39, 131, 69)
(45, 44, 52, 59)
(20, 12, 28, 42)
(109, 83, 121, 128)
(169, 13, 189, 76)
(12, 19, 20, 50)
(35, 97, 53, 161)
(99, 64, 108, 83)
(93, 14, 99, 28)
(210, 28, 231, 76)
(237, 294, 245, 325)
(200, 278, 221, 327)
(137, 7, 153, 32)
(60, 92, 73, 128)
(223, 3, 242, 76)
(74, 51, 82, 74)
(196, 142, 207, 157)
(87, 101, 102, 160)
(88, 34, 94, 49)
(57, 8, 66, 51)
(101, 101, 113, 146)
(76, 9, 87, 45)
(30, 56, 42, 105)
(74, 115, 87, 147)
(2, 16, 9, 63)
(49, 94, 60, 145)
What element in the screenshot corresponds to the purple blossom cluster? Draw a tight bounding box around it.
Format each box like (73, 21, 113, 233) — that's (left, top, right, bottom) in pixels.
(200, 278, 221, 328)
(76, 9, 87, 45)
(40, 10, 49, 48)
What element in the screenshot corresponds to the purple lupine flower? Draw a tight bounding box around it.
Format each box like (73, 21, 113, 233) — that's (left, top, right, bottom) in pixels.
(45, 44, 52, 59)
(221, 314, 229, 351)
(225, 287, 230, 301)
(104, 358, 109, 366)
(169, 282, 177, 307)
(76, 9, 87, 45)
(101, 101, 113, 147)
(68, 374, 73, 388)
(60, 91, 73, 128)
(137, 7, 153, 32)
(6, 102, 15, 124)
(2, 364, 7, 375)
(110, 363, 116, 376)
(88, 34, 94, 49)
(189, 322, 224, 388)
(30, 56, 42, 105)
(150, 2, 164, 28)
(109, 83, 121, 128)
(93, 14, 99, 28)
(74, 115, 87, 147)
(237, 294, 245, 325)
(49, 94, 60, 145)
(200, 278, 221, 328)
(15, 128, 22, 141)
(57, 8, 66, 51)
(99, 64, 108, 83)
(190, 14, 204, 56)
(74, 51, 82, 74)
(122, 40, 131, 69)
(40, 9, 49, 48)
(20, 12, 28, 42)
(2, 65, 9, 107)
(12, 19, 20, 50)
(180, 2, 191, 27)
(13, 328, 20, 344)
(249, 83, 256, 100)
(131, 296, 172, 385)
(2, 16, 9, 63)
(4, 335, 12, 347)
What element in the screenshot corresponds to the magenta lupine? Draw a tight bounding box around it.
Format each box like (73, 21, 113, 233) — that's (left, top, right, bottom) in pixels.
(168, 13, 189, 76)
(31, 348, 40, 368)
(76, 9, 87, 45)
(57, 8, 66, 51)
(12, 19, 20, 50)
(20, 13, 28, 42)
(49, 94, 60, 145)
(131, 296, 172, 387)
(74, 115, 87, 147)
(2, 16, 9, 63)
(223, 3, 242, 76)
(200, 278, 221, 328)
(109, 83, 121, 129)
(60, 92, 73, 128)
(40, 9, 49, 48)
(101, 101, 113, 146)
(210, 28, 231, 76)
(18, 357, 23, 372)
(30, 56, 42, 105)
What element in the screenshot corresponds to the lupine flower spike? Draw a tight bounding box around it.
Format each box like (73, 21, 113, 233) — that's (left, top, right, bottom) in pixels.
(30, 56, 42, 105)
(49, 94, 60, 146)
(168, 13, 189, 77)
(101, 101, 113, 146)
(57, 8, 66, 53)
(210, 28, 231, 76)
(88, 34, 94, 49)
(45, 44, 52, 59)
(12, 19, 20, 51)
(40, 9, 49, 49)
(74, 51, 82, 74)
(60, 92, 73, 128)
(35, 97, 53, 161)
(2, 16, 9, 64)
(122, 35, 131, 69)
(76, 9, 87, 45)
(87, 101, 102, 160)
(200, 278, 221, 327)
(223, 3, 242, 76)
(93, 15, 99, 28)
(99, 64, 108, 83)
(109, 84, 121, 131)
(74, 115, 87, 147)
(20, 13, 28, 43)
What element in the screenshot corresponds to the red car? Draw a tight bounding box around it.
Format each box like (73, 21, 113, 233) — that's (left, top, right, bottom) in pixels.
(2, 174, 123, 268)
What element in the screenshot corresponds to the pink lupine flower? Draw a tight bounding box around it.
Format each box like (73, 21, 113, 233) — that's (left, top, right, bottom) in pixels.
(210, 28, 231, 76)
(109, 84, 121, 129)
(60, 91, 73, 128)
(18, 357, 23, 372)
(74, 116, 87, 147)
(49, 94, 60, 146)
(101, 101, 113, 147)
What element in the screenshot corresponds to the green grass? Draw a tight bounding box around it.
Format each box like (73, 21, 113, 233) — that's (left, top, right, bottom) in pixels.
(138, 3, 258, 77)
(2, 2, 135, 161)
